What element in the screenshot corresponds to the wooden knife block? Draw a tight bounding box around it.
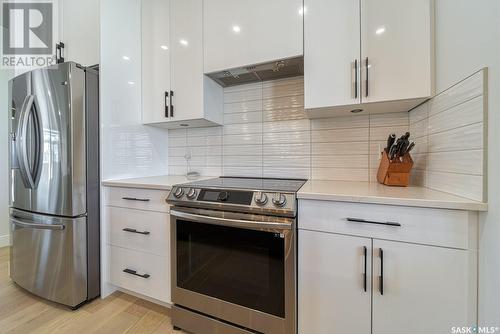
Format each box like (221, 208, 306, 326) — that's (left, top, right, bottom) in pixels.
(377, 151, 414, 187)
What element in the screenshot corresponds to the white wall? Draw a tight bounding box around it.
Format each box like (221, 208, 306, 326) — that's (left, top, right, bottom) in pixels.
(435, 0, 500, 325)
(0, 70, 11, 247)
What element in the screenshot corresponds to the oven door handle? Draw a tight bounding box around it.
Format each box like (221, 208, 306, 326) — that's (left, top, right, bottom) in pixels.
(170, 209, 293, 231)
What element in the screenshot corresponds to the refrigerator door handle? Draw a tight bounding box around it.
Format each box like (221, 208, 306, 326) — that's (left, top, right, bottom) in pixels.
(16, 95, 36, 189)
(32, 95, 43, 187)
(11, 217, 65, 230)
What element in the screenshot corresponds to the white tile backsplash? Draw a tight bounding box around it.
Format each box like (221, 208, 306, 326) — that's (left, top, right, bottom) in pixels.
(168, 71, 487, 200)
(408, 69, 487, 202)
(169, 76, 409, 181)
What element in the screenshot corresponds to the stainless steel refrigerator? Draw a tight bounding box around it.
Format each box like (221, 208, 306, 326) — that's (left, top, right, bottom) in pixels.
(8, 62, 100, 308)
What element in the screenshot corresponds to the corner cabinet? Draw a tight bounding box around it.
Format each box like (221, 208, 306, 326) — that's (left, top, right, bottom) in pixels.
(304, 0, 434, 117)
(298, 200, 477, 334)
(203, 0, 304, 73)
(141, 0, 223, 128)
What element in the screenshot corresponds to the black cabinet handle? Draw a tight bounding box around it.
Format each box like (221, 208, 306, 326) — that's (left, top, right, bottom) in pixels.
(123, 268, 150, 279)
(347, 217, 401, 227)
(363, 246, 367, 292)
(169, 90, 174, 117)
(123, 228, 150, 235)
(164, 91, 169, 118)
(354, 59, 358, 99)
(365, 57, 369, 97)
(379, 248, 384, 295)
(122, 197, 150, 202)
(56, 42, 65, 63)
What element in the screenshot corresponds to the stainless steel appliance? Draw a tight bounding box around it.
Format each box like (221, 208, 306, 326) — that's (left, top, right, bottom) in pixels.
(8, 62, 100, 308)
(167, 177, 307, 334)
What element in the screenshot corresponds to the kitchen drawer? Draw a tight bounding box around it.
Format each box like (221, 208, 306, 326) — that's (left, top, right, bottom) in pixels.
(109, 245, 170, 303)
(105, 187, 170, 212)
(106, 207, 169, 256)
(298, 200, 477, 249)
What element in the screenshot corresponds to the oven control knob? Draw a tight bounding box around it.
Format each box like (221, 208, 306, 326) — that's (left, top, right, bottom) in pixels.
(218, 191, 229, 201)
(173, 187, 184, 198)
(254, 192, 268, 206)
(272, 193, 287, 207)
(186, 188, 197, 199)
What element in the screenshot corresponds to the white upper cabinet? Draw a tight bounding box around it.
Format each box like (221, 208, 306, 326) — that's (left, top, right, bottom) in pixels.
(361, 0, 433, 104)
(203, 0, 304, 73)
(304, 0, 361, 110)
(170, 0, 204, 123)
(142, 0, 171, 124)
(58, 0, 100, 66)
(305, 0, 434, 117)
(141, 0, 223, 128)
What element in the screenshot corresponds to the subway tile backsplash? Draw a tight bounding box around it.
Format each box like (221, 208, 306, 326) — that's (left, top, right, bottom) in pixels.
(409, 69, 487, 202)
(168, 70, 486, 202)
(168, 76, 409, 182)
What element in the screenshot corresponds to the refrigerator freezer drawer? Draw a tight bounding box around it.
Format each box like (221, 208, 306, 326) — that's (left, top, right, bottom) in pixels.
(9, 209, 87, 308)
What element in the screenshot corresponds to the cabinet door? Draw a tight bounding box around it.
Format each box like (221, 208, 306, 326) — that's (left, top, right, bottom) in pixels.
(372, 240, 476, 334)
(361, 0, 433, 103)
(141, 0, 171, 124)
(203, 0, 303, 73)
(59, 0, 100, 66)
(298, 230, 371, 334)
(170, 0, 204, 122)
(304, 0, 361, 110)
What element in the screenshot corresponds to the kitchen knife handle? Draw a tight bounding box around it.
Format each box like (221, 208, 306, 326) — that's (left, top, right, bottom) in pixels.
(386, 133, 396, 152)
(406, 142, 415, 154)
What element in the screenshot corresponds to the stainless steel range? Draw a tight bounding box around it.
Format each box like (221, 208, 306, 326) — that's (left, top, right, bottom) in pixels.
(167, 177, 307, 334)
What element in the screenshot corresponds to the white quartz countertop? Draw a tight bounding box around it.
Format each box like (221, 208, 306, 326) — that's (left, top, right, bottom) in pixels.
(297, 180, 488, 212)
(102, 176, 487, 211)
(101, 175, 216, 191)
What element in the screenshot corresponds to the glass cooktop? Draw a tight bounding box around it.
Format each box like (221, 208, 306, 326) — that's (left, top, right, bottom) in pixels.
(181, 177, 308, 193)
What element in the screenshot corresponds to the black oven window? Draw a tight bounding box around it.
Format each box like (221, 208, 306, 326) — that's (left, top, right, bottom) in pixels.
(176, 220, 285, 318)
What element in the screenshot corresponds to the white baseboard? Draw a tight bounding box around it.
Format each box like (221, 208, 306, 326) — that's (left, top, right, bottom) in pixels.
(0, 234, 10, 248)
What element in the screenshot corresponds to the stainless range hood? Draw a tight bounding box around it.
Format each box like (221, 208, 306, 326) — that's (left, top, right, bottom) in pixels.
(206, 56, 303, 87)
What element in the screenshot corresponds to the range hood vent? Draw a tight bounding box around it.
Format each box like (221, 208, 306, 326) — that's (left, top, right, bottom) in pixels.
(207, 56, 303, 87)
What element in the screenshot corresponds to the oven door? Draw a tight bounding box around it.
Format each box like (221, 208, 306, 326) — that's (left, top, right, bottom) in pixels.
(170, 207, 296, 334)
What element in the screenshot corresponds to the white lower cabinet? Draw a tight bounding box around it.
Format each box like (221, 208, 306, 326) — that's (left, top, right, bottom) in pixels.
(298, 200, 478, 334)
(109, 245, 170, 303)
(372, 240, 476, 334)
(299, 231, 371, 334)
(104, 186, 171, 304)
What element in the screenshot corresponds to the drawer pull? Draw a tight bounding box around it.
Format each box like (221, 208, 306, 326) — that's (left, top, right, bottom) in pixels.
(346, 217, 401, 227)
(123, 268, 150, 279)
(123, 228, 150, 235)
(122, 197, 150, 202)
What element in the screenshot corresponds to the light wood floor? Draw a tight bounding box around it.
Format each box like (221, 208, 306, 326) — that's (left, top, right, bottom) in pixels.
(0, 247, 187, 334)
